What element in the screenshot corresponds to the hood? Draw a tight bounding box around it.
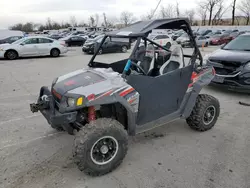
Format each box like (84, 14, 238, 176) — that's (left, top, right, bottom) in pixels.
(208, 49, 250, 64)
(0, 43, 11, 47)
(84, 40, 95, 45)
(52, 68, 127, 97)
(176, 37, 189, 42)
(53, 69, 105, 96)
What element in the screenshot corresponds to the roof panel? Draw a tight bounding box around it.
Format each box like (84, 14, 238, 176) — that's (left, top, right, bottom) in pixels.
(108, 18, 190, 37)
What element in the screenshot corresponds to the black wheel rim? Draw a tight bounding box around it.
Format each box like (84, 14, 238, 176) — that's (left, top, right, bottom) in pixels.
(52, 50, 58, 56)
(122, 46, 127, 52)
(90, 136, 118, 165)
(203, 105, 216, 125)
(8, 52, 16, 59)
(98, 49, 102, 54)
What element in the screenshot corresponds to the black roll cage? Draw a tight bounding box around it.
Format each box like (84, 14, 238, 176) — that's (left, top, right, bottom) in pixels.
(88, 22, 203, 68)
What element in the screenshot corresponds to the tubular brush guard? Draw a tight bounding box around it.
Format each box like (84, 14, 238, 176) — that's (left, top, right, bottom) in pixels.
(30, 86, 52, 113)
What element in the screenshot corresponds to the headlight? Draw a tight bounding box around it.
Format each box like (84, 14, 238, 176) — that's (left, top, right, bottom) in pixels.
(67, 98, 75, 107)
(244, 62, 250, 70)
(203, 53, 211, 65)
(0, 48, 4, 51)
(67, 97, 84, 107)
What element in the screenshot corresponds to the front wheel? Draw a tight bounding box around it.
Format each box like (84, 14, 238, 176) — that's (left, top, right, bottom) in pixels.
(186, 94, 220, 132)
(5, 50, 18, 60)
(121, 45, 128, 53)
(73, 118, 128, 176)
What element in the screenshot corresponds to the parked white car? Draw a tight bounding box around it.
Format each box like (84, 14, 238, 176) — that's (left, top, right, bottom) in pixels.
(148, 34, 173, 48)
(0, 36, 68, 60)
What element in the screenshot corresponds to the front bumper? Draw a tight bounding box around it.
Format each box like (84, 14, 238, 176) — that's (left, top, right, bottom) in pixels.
(82, 46, 94, 53)
(30, 86, 77, 126)
(210, 73, 250, 93)
(61, 47, 68, 54)
(0, 50, 5, 58)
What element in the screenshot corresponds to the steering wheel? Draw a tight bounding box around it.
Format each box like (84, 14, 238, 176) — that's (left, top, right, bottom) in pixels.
(130, 61, 147, 75)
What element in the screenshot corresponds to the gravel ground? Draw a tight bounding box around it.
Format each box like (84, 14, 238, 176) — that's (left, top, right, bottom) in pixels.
(0, 46, 250, 188)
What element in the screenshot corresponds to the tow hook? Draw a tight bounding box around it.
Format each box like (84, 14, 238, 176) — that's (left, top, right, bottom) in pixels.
(30, 95, 50, 113)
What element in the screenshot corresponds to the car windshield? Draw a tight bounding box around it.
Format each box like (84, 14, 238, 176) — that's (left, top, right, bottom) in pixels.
(148, 35, 156, 40)
(211, 35, 221, 39)
(12, 37, 26, 44)
(224, 30, 232, 34)
(230, 32, 239, 37)
(180, 33, 188, 38)
(223, 35, 250, 51)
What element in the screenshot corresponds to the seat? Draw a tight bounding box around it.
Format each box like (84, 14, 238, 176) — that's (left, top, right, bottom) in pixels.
(137, 44, 155, 75)
(159, 45, 185, 75)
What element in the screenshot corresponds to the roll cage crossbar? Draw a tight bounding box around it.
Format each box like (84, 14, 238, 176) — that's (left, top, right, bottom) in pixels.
(88, 19, 203, 68)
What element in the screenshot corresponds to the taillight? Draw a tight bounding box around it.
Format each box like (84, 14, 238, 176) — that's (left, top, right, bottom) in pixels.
(59, 41, 66, 47)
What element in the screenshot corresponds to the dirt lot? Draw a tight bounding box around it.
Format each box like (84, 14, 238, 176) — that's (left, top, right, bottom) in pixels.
(0, 47, 250, 188)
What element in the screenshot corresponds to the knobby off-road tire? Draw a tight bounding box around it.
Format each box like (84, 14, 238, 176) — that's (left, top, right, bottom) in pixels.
(73, 118, 128, 176)
(186, 94, 220, 132)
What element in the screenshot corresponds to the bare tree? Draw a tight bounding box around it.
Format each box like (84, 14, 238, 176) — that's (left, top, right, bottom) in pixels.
(141, 9, 155, 20)
(176, 1, 180, 17)
(78, 21, 88, 27)
(103, 13, 108, 27)
(239, 0, 250, 25)
(89, 16, 95, 27)
(185, 9, 195, 25)
(120, 11, 136, 27)
(232, 0, 237, 25)
(199, 0, 222, 25)
(160, 4, 176, 18)
(212, 1, 229, 25)
(197, 3, 208, 25)
(70, 16, 77, 27)
(95, 14, 99, 27)
(46, 17, 52, 29)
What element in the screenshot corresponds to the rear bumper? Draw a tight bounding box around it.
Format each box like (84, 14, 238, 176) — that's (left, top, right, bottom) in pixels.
(61, 47, 68, 54)
(30, 86, 77, 126)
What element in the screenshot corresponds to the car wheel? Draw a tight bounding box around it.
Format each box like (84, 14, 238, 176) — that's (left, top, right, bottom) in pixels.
(186, 94, 220, 132)
(50, 48, 60, 57)
(165, 42, 171, 49)
(5, 50, 18, 60)
(205, 42, 208, 47)
(98, 48, 103, 55)
(73, 118, 128, 176)
(121, 46, 128, 53)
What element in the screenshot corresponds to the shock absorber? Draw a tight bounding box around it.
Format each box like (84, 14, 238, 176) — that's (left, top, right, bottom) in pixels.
(88, 106, 96, 122)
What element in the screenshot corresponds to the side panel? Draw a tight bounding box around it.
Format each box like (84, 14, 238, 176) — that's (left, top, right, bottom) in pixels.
(127, 65, 193, 125)
(182, 66, 215, 118)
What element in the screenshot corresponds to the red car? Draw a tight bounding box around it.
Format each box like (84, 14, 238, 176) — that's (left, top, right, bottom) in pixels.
(210, 34, 230, 45)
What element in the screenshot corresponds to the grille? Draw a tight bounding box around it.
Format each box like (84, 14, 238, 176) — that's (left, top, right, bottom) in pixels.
(208, 60, 241, 75)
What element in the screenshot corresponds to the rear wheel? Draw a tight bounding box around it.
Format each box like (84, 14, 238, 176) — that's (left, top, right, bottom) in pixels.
(73, 118, 128, 176)
(165, 42, 171, 49)
(121, 46, 128, 53)
(50, 48, 60, 57)
(186, 94, 220, 132)
(5, 50, 18, 60)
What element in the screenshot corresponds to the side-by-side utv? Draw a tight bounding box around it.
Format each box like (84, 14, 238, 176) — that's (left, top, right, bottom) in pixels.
(30, 18, 220, 176)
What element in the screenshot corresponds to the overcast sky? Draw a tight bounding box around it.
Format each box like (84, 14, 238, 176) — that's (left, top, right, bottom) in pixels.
(0, 0, 225, 29)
